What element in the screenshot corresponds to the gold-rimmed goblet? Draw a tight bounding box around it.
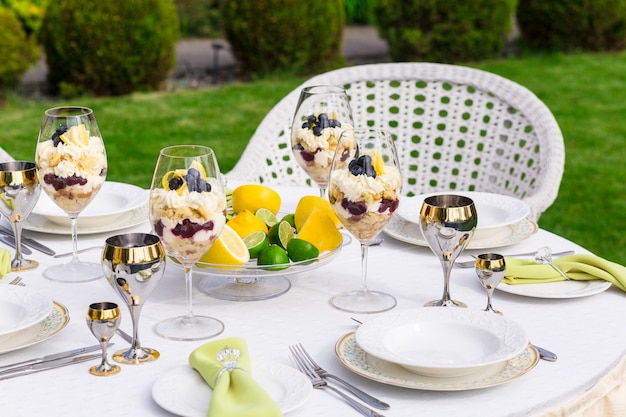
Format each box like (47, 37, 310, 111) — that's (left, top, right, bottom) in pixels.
(36, 106, 107, 282)
(420, 195, 477, 307)
(328, 128, 402, 313)
(86, 302, 121, 376)
(102, 233, 166, 364)
(0, 161, 41, 271)
(149, 145, 227, 341)
(475, 253, 506, 315)
(291, 85, 354, 197)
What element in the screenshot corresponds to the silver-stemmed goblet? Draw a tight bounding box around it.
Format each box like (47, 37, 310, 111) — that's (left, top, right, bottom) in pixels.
(475, 253, 506, 315)
(291, 85, 355, 197)
(0, 161, 41, 271)
(102, 233, 166, 364)
(86, 302, 121, 376)
(420, 194, 477, 307)
(36, 106, 107, 282)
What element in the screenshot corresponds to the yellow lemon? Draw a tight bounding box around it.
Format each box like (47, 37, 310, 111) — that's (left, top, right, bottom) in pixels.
(368, 149, 385, 175)
(199, 225, 250, 266)
(297, 207, 343, 252)
(231, 184, 281, 215)
(294, 195, 340, 232)
(227, 209, 268, 238)
(60, 124, 90, 147)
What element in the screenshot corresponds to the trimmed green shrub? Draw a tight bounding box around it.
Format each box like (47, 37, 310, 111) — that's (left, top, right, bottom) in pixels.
(372, 0, 516, 63)
(1, 0, 49, 35)
(0, 7, 39, 103)
(220, 0, 345, 77)
(39, 0, 180, 97)
(174, 0, 221, 38)
(517, 0, 626, 52)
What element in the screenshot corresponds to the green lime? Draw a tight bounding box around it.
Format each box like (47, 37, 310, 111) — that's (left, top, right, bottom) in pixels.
(287, 238, 320, 263)
(257, 244, 290, 271)
(280, 213, 296, 229)
(255, 208, 278, 227)
(268, 220, 295, 249)
(243, 231, 270, 258)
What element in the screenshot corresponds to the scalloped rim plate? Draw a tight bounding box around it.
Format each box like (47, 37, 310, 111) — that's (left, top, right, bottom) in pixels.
(497, 280, 612, 299)
(384, 216, 537, 249)
(0, 286, 54, 338)
(398, 192, 530, 230)
(152, 360, 312, 416)
(355, 308, 528, 377)
(31, 181, 148, 228)
(0, 301, 69, 354)
(335, 333, 539, 391)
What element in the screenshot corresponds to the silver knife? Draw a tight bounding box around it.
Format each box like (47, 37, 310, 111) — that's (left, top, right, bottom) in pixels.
(0, 225, 55, 256)
(0, 343, 107, 373)
(0, 234, 32, 255)
(0, 354, 101, 380)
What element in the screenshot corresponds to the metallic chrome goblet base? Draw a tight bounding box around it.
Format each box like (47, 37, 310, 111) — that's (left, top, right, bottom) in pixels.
(198, 276, 291, 301)
(113, 347, 160, 365)
(330, 289, 397, 314)
(11, 259, 38, 272)
(89, 362, 121, 376)
(424, 299, 467, 308)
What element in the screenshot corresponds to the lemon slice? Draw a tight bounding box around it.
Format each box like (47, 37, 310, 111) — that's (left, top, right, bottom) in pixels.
(368, 149, 385, 175)
(189, 160, 207, 178)
(60, 124, 90, 147)
(198, 225, 250, 266)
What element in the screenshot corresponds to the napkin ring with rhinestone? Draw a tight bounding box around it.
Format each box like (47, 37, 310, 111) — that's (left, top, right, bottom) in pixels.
(216, 346, 248, 378)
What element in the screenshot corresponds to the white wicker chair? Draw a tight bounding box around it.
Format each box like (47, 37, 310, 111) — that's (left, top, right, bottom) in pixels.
(0, 147, 14, 163)
(226, 63, 565, 221)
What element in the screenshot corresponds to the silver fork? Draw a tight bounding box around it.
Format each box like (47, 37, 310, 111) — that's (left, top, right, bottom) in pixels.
(289, 346, 385, 417)
(291, 343, 389, 410)
(9, 276, 25, 286)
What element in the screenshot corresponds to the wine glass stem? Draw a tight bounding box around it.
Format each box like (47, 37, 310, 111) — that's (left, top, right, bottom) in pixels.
(69, 214, 80, 264)
(129, 305, 141, 350)
(11, 221, 24, 263)
(359, 242, 370, 294)
(98, 339, 109, 368)
(319, 185, 327, 199)
(440, 252, 453, 303)
(183, 266, 197, 323)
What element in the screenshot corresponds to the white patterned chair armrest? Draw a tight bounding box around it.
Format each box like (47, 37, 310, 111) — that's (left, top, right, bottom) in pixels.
(0, 147, 15, 163)
(226, 63, 565, 221)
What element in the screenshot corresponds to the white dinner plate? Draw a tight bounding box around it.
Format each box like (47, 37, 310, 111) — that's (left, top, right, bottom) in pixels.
(24, 204, 148, 235)
(497, 280, 612, 299)
(384, 215, 537, 249)
(31, 181, 148, 228)
(356, 308, 528, 377)
(336, 333, 539, 391)
(152, 360, 312, 416)
(398, 192, 530, 230)
(0, 302, 70, 354)
(0, 286, 53, 339)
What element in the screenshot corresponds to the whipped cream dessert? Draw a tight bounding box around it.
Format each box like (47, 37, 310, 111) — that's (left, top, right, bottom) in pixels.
(150, 164, 226, 263)
(292, 112, 355, 185)
(329, 154, 401, 241)
(36, 124, 107, 214)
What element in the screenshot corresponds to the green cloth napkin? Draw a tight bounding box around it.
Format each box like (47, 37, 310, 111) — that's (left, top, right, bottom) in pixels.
(0, 248, 10, 278)
(504, 254, 626, 292)
(189, 337, 283, 417)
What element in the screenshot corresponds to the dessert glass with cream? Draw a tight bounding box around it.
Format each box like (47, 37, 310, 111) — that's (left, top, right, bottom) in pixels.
(291, 85, 354, 197)
(328, 128, 402, 313)
(36, 106, 107, 282)
(149, 145, 226, 341)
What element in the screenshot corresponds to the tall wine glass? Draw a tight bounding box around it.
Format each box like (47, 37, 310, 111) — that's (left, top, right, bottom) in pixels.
(0, 161, 41, 271)
(419, 195, 477, 307)
(102, 233, 166, 364)
(291, 85, 354, 197)
(328, 128, 402, 313)
(36, 106, 107, 282)
(149, 145, 227, 341)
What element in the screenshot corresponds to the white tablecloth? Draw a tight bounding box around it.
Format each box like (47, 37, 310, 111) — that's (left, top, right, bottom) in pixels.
(1, 185, 625, 417)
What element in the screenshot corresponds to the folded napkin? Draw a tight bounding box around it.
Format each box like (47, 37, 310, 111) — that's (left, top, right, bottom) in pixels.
(189, 337, 283, 417)
(0, 248, 10, 278)
(504, 254, 626, 292)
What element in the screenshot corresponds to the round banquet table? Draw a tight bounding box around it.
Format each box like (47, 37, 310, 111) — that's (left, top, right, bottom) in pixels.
(1, 184, 625, 417)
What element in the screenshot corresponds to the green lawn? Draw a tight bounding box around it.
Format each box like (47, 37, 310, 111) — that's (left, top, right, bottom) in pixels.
(2, 53, 625, 265)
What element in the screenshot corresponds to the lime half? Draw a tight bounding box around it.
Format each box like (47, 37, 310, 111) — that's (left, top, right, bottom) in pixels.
(255, 208, 278, 227)
(243, 231, 270, 258)
(268, 220, 295, 249)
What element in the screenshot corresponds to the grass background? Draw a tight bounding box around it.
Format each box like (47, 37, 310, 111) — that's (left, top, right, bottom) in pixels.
(1, 52, 625, 266)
